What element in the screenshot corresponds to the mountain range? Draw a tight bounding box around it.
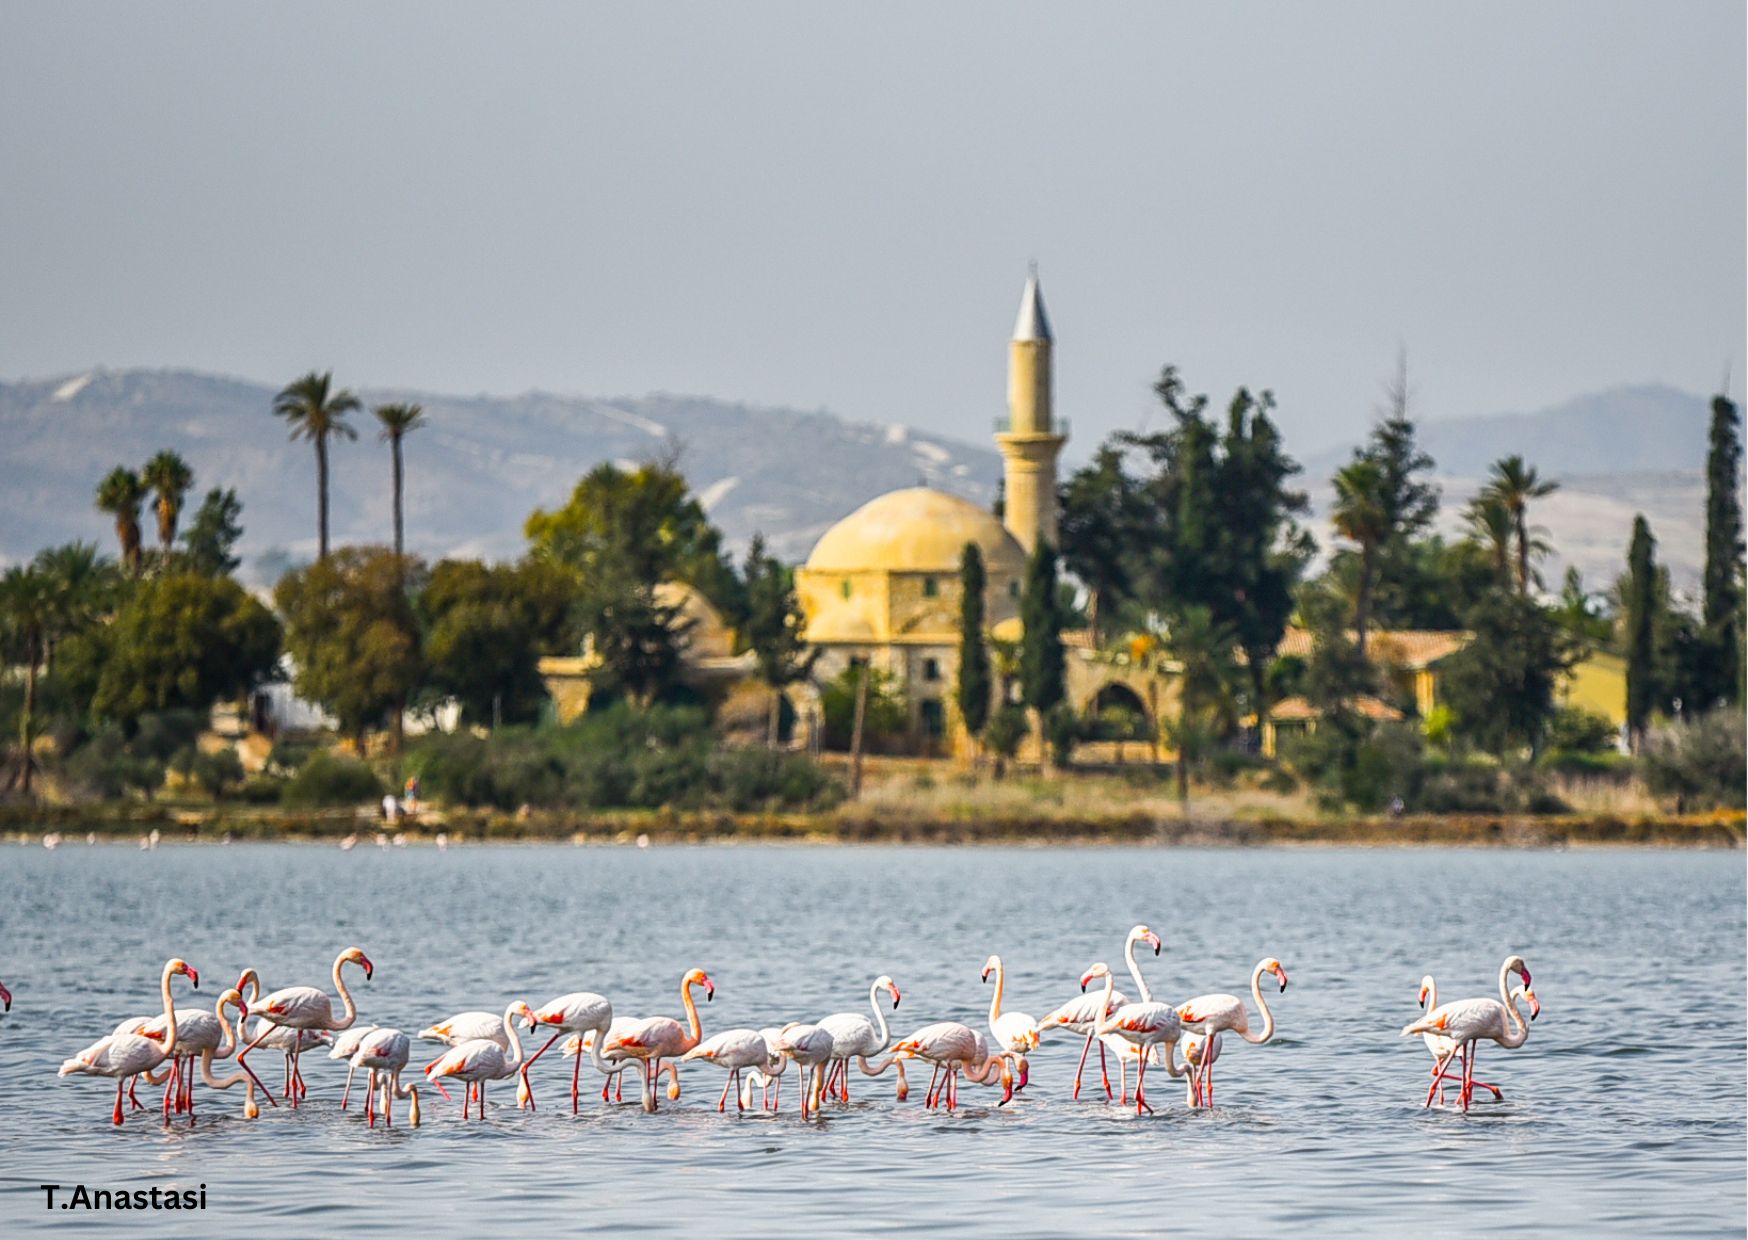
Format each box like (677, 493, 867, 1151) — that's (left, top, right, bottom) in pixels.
(0, 369, 1714, 593)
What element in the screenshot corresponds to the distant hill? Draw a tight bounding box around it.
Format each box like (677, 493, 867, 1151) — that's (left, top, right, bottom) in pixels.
(0, 368, 1003, 582)
(1, 369, 1714, 595)
(1301, 383, 1712, 593)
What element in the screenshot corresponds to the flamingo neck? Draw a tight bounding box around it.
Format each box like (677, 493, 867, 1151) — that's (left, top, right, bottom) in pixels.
(158, 963, 180, 1058)
(215, 992, 240, 1058)
(1090, 973, 1119, 1035)
(961, 1052, 1008, 1083)
(499, 1004, 526, 1068)
(1125, 936, 1151, 1003)
(679, 978, 703, 1048)
(585, 1013, 620, 1077)
(330, 954, 360, 1031)
(1499, 987, 1531, 1047)
(987, 959, 1006, 1028)
(867, 981, 892, 1048)
(1243, 961, 1277, 1045)
(1495, 959, 1516, 1009)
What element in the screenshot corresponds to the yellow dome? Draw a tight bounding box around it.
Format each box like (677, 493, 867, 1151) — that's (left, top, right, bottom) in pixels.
(804, 488, 1027, 575)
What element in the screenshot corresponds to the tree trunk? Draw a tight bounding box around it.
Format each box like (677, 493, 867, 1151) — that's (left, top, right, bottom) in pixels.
(1355, 543, 1375, 657)
(18, 655, 36, 796)
(317, 433, 331, 562)
(766, 688, 781, 749)
(1514, 508, 1529, 595)
(849, 667, 868, 800)
(392, 436, 405, 560)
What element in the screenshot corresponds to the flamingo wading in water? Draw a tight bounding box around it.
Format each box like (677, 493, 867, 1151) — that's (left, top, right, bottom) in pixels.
(816, 974, 906, 1104)
(59, 959, 198, 1125)
(602, 968, 714, 1113)
(1040, 924, 1160, 1101)
(236, 948, 372, 1107)
(982, 956, 1041, 1090)
(520, 991, 615, 1114)
(1176, 957, 1289, 1108)
(1084, 961, 1188, 1115)
(424, 1001, 536, 1119)
(1416, 975, 1504, 1105)
(1401, 955, 1539, 1112)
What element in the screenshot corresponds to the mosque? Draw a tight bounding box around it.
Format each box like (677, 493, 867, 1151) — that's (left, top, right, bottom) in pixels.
(542, 273, 1167, 758)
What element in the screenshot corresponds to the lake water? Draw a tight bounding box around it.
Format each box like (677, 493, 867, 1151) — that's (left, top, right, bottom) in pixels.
(0, 843, 1741, 1236)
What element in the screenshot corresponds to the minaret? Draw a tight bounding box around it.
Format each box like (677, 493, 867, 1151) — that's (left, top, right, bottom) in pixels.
(996, 269, 1066, 554)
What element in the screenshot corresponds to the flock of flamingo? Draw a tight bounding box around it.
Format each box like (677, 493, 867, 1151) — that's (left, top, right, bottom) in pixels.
(32, 927, 1540, 1128)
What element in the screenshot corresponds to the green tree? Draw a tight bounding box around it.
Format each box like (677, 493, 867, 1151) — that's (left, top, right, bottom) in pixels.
(1481, 455, 1559, 595)
(1163, 605, 1237, 805)
(1330, 458, 1391, 656)
(374, 402, 426, 560)
(1702, 393, 1743, 704)
(739, 536, 817, 745)
(1441, 592, 1576, 756)
(33, 542, 118, 671)
(89, 573, 280, 726)
(1057, 444, 1139, 643)
(1463, 492, 1516, 587)
(819, 664, 907, 751)
(141, 450, 195, 560)
(1351, 356, 1442, 627)
(275, 547, 424, 747)
(273, 371, 361, 561)
(1624, 515, 1659, 751)
(418, 559, 567, 727)
(95, 466, 147, 578)
(955, 542, 993, 752)
(0, 567, 54, 793)
(181, 488, 245, 577)
(1019, 540, 1065, 719)
(982, 705, 1029, 777)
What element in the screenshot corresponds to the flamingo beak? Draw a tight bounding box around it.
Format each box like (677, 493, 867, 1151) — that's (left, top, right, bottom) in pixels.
(1, 983, 12, 1011)
(1527, 990, 1541, 1020)
(704, 981, 715, 1002)
(981, 969, 992, 984)
(187, 965, 200, 989)
(891, 987, 901, 1009)
(362, 957, 375, 980)
(1148, 932, 1161, 956)
(1274, 966, 1289, 991)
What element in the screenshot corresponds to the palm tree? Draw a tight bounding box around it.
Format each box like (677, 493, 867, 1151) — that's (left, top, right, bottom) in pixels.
(95, 466, 146, 578)
(1, 566, 53, 795)
(141, 450, 195, 561)
(1330, 459, 1391, 657)
(33, 542, 115, 671)
(1483, 455, 1559, 595)
(273, 371, 361, 560)
(373, 403, 426, 559)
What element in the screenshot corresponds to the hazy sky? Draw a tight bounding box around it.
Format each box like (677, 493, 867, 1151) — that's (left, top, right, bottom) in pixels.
(3, 2, 1742, 456)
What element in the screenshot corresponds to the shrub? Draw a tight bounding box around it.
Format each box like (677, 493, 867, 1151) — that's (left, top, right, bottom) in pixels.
(1544, 707, 1619, 756)
(192, 748, 245, 800)
(1641, 711, 1747, 811)
(281, 754, 384, 807)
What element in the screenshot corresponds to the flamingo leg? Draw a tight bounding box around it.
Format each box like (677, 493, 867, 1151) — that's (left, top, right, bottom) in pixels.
(384, 1074, 395, 1129)
(924, 1062, 942, 1108)
(1072, 1029, 1094, 1100)
(113, 1080, 126, 1126)
(1099, 1039, 1113, 1100)
(342, 1061, 357, 1110)
(366, 1070, 376, 1127)
(1135, 1048, 1153, 1115)
(1425, 1048, 1457, 1107)
(1462, 1043, 1477, 1112)
(128, 1075, 142, 1111)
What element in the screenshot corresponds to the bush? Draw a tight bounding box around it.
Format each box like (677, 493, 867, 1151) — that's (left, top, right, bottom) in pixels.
(58, 726, 166, 801)
(281, 754, 384, 807)
(1545, 707, 1619, 756)
(1641, 711, 1747, 811)
(983, 706, 1029, 772)
(267, 735, 324, 775)
(820, 666, 909, 752)
(192, 748, 245, 800)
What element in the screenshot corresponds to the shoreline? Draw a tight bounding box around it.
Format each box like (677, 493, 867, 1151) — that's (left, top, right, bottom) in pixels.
(4, 804, 1740, 848)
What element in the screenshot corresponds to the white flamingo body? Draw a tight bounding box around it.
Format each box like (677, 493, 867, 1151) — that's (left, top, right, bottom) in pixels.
(425, 1001, 533, 1118)
(351, 1027, 419, 1127)
(1176, 957, 1289, 1107)
(237, 949, 371, 1110)
(886, 1021, 1013, 1112)
(982, 955, 1040, 1090)
(1401, 955, 1538, 1112)
(774, 1022, 838, 1118)
(1085, 962, 1187, 1114)
(817, 974, 905, 1104)
(419, 1011, 510, 1049)
(522, 991, 617, 1113)
(602, 969, 715, 1113)
(59, 958, 197, 1125)
(1042, 924, 1159, 1102)
(682, 1028, 776, 1113)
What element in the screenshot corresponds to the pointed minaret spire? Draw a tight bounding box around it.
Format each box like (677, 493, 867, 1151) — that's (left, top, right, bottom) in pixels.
(1013, 265, 1052, 343)
(997, 268, 1065, 554)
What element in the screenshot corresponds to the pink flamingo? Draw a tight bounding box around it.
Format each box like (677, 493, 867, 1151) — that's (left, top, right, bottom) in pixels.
(1040, 924, 1161, 1100)
(352, 1027, 419, 1128)
(425, 1001, 534, 1119)
(681, 1028, 779, 1113)
(816, 975, 907, 1104)
(883, 1022, 1014, 1113)
(195, 988, 264, 1119)
(1402, 955, 1539, 1112)
(58, 959, 198, 1125)
(520, 991, 614, 1114)
(236, 948, 372, 1107)
(1176, 957, 1289, 1108)
(982, 956, 1041, 1090)
(1084, 962, 1188, 1115)
(1416, 975, 1504, 1105)
(602, 968, 715, 1113)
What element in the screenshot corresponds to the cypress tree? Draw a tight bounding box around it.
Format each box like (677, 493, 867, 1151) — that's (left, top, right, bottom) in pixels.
(955, 542, 992, 747)
(1703, 394, 1743, 703)
(1625, 515, 1659, 752)
(1019, 540, 1065, 716)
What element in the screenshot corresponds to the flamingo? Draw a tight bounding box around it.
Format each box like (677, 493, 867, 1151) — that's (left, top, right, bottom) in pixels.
(236, 948, 372, 1108)
(816, 974, 907, 1104)
(1416, 975, 1504, 1105)
(1175, 957, 1289, 1108)
(195, 988, 265, 1119)
(519, 991, 615, 1114)
(417, 1009, 514, 1108)
(1401, 955, 1539, 1112)
(424, 1000, 536, 1119)
(1085, 962, 1188, 1115)
(0, 980, 10, 1011)
(681, 1028, 778, 1113)
(351, 1027, 419, 1128)
(136, 982, 267, 1119)
(884, 1022, 1014, 1113)
(561, 1030, 675, 1105)
(1181, 1033, 1220, 1105)
(1040, 924, 1161, 1101)
(602, 968, 714, 1113)
(328, 1024, 380, 1110)
(981, 955, 1041, 1090)
(234, 969, 312, 1103)
(738, 1027, 790, 1112)
(59, 958, 198, 1125)
(773, 1022, 838, 1118)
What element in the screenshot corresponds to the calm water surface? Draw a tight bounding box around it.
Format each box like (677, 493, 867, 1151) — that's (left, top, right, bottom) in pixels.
(0, 843, 1740, 1236)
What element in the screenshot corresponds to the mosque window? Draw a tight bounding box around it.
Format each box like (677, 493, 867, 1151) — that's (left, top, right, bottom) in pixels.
(923, 577, 938, 598)
(1008, 580, 1020, 598)
(922, 657, 941, 682)
(920, 699, 946, 738)
(840, 580, 852, 599)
